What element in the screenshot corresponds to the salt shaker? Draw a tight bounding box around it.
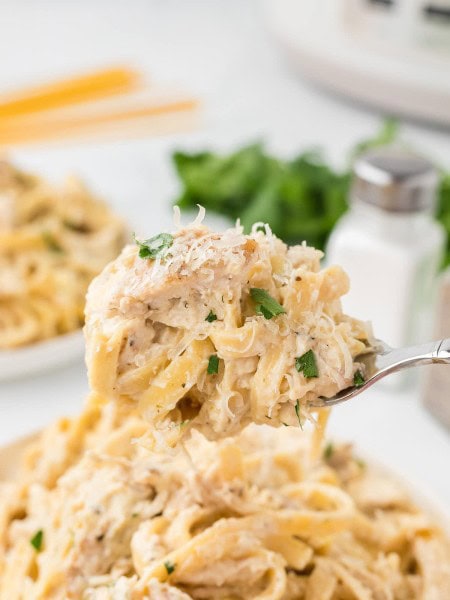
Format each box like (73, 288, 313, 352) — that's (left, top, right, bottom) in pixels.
(326, 148, 445, 356)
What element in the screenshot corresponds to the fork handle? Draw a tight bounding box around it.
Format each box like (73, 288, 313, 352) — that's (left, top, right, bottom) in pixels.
(378, 338, 450, 373)
(436, 338, 450, 362)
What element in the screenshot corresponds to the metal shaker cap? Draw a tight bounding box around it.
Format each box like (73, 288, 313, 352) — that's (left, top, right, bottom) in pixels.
(351, 148, 438, 213)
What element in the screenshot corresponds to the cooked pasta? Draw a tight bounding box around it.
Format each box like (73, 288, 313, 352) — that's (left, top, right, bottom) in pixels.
(0, 159, 127, 348)
(0, 407, 449, 599)
(0, 216, 449, 599)
(85, 219, 370, 449)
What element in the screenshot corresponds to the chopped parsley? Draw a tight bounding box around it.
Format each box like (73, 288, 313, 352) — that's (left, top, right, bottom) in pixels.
(42, 231, 63, 253)
(255, 304, 275, 319)
(353, 370, 365, 388)
(250, 288, 285, 320)
(295, 400, 303, 429)
(134, 232, 173, 260)
(207, 354, 219, 375)
(295, 350, 319, 378)
(324, 443, 334, 460)
(205, 310, 217, 322)
(164, 560, 176, 575)
(30, 529, 43, 551)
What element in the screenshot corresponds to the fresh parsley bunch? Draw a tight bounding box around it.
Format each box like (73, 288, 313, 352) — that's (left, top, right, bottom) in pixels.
(437, 174, 450, 268)
(173, 143, 349, 251)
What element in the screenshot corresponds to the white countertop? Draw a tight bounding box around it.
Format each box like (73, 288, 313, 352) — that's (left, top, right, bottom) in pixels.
(0, 0, 449, 505)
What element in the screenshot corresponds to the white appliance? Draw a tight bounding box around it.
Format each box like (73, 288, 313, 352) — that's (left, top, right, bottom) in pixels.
(265, 0, 450, 125)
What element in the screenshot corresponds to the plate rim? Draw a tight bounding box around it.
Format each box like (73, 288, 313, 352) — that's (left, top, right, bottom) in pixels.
(0, 329, 85, 382)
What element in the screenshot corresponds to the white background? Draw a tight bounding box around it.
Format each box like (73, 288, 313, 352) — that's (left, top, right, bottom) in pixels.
(0, 0, 449, 505)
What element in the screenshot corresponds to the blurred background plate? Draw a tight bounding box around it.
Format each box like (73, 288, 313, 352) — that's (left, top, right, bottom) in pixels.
(265, 0, 450, 126)
(0, 330, 84, 382)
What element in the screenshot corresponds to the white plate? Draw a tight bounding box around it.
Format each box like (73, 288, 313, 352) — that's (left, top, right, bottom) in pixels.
(0, 330, 84, 382)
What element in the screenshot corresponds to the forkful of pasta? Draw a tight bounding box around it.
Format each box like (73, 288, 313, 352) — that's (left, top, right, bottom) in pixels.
(83, 212, 448, 450)
(310, 337, 450, 408)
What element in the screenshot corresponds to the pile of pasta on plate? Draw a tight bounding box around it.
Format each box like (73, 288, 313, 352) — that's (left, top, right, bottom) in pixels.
(0, 216, 449, 600)
(0, 159, 127, 349)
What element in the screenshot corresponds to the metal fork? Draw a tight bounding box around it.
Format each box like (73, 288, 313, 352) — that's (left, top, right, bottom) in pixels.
(310, 338, 450, 408)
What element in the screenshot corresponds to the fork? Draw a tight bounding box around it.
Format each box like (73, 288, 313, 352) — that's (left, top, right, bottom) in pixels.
(310, 338, 450, 408)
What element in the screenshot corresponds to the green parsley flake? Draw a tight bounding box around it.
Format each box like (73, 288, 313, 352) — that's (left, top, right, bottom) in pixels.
(294, 400, 303, 429)
(250, 288, 285, 320)
(42, 231, 63, 253)
(30, 529, 43, 551)
(164, 560, 176, 575)
(353, 370, 365, 388)
(134, 232, 173, 260)
(295, 350, 319, 378)
(255, 304, 274, 319)
(205, 310, 217, 322)
(207, 354, 219, 375)
(323, 443, 334, 460)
